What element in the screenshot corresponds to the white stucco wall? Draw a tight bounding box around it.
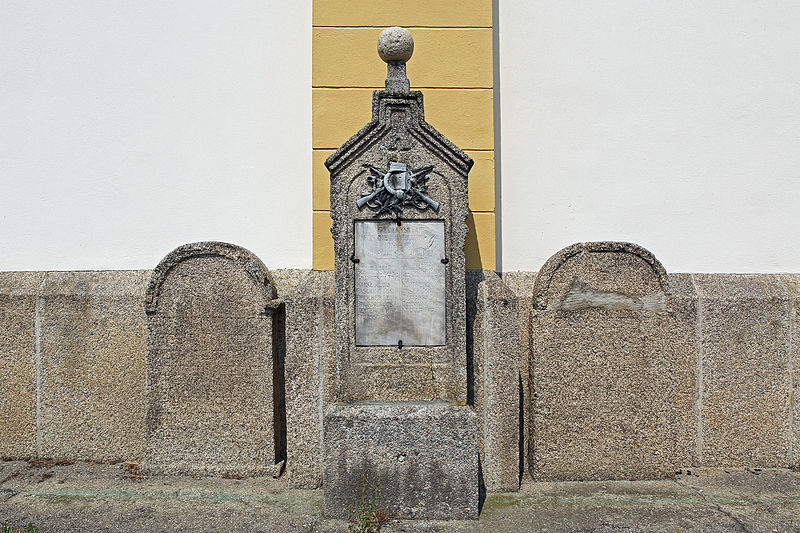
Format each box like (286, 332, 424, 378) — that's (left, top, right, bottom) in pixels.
(3, 2, 799, 273)
(1, 1, 311, 270)
(498, 1, 800, 273)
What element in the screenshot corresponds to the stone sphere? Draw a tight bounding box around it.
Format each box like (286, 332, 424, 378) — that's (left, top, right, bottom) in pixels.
(377, 27, 414, 63)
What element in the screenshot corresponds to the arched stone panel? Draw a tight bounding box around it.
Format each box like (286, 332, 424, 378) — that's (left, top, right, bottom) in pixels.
(143, 241, 282, 476)
(529, 242, 695, 480)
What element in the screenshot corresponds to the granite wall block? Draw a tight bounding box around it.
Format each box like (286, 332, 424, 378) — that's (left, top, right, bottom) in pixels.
(667, 273, 701, 468)
(2, 261, 799, 481)
(323, 403, 478, 520)
(285, 270, 335, 488)
(472, 271, 520, 491)
(784, 274, 800, 470)
(0, 272, 44, 458)
(499, 270, 537, 478)
(694, 274, 791, 467)
(38, 270, 149, 462)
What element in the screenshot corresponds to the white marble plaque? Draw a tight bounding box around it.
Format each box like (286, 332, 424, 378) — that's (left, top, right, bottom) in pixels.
(354, 220, 446, 346)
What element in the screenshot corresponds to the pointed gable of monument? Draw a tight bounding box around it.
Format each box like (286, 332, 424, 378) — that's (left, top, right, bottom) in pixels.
(324, 89, 473, 179)
(325, 28, 472, 184)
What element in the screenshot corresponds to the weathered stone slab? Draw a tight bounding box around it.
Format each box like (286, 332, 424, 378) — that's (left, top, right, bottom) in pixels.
(354, 220, 446, 346)
(694, 274, 791, 467)
(269, 269, 311, 299)
(143, 242, 281, 476)
(38, 270, 149, 462)
(471, 271, 520, 492)
(785, 275, 800, 470)
(0, 272, 43, 459)
(666, 273, 701, 468)
(497, 270, 537, 479)
(323, 403, 478, 520)
(530, 242, 695, 480)
(285, 270, 335, 489)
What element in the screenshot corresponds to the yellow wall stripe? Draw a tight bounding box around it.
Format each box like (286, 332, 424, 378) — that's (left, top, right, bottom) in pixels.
(312, 1, 495, 270)
(312, 149, 335, 211)
(466, 213, 496, 270)
(313, 88, 494, 151)
(313, 0, 492, 28)
(313, 28, 492, 89)
(312, 211, 335, 270)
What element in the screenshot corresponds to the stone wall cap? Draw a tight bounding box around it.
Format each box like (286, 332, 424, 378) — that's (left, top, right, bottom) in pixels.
(324, 27, 473, 177)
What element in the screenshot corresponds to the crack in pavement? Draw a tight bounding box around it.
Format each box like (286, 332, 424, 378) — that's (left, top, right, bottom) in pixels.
(673, 478, 749, 532)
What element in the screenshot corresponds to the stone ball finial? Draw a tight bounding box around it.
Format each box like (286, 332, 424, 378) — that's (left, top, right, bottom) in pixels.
(378, 27, 414, 63)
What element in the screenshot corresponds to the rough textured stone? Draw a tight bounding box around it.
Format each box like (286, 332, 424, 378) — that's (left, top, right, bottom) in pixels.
(0, 272, 43, 459)
(285, 270, 335, 489)
(498, 271, 537, 479)
(143, 242, 281, 476)
(269, 269, 310, 299)
(666, 273, 701, 469)
(377, 26, 414, 63)
(693, 274, 791, 467)
(323, 403, 478, 520)
(529, 242, 694, 480)
(38, 270, 149, 462)
(471, 271, 520, 492)
(785, 274, 800, 470)
(4, 459, 800, 532)
(325, 64, 473, 403)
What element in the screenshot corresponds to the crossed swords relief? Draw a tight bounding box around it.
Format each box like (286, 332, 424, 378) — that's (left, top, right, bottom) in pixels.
(356, 162, 440, 217)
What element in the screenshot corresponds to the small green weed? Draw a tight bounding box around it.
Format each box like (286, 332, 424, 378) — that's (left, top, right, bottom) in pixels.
(1, 522, 41, 533)
(348, 490, 385, 533)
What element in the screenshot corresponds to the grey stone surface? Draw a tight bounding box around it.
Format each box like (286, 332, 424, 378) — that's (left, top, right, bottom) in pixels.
(323, 403, 478, 520)
(377, 26, 414, 63)
(0, 272, 43, 459)
(143, 242, 281, 477)
(498, 271, 537, 479)
(284, 270, 335, 489)
(38, 270, 149, 462)
(0, 460, 332, 533)
(693, 274, 792, 467)
(533, 242, 669, 312)
(4, 459, 799, 532)
(529, 242, 695, 480)
(667, 273, 701, 469)
(785, 274, 800, 470)
(678, 467, 800, 533)
(471, 271, 520, 492)
(269, 268, 311, 299)
(355, 220, 446, 346)
(325, 31, 473, 403)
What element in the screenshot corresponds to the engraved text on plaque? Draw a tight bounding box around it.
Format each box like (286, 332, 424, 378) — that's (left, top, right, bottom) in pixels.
(354, 220, 446, 346)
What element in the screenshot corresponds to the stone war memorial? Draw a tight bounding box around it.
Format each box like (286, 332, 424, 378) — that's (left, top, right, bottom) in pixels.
(3, 18, 800, 533)
(323, 26, 477, 519)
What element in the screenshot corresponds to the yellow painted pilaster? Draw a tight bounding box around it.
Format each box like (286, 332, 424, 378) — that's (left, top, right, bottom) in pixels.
(312, 1, 496, 270)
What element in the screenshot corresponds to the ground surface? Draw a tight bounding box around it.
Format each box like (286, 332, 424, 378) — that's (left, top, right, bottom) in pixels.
(0, 461, 797, 532)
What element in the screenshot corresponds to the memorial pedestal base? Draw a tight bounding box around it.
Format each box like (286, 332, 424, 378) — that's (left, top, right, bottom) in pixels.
(323, 403, 479, 520)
